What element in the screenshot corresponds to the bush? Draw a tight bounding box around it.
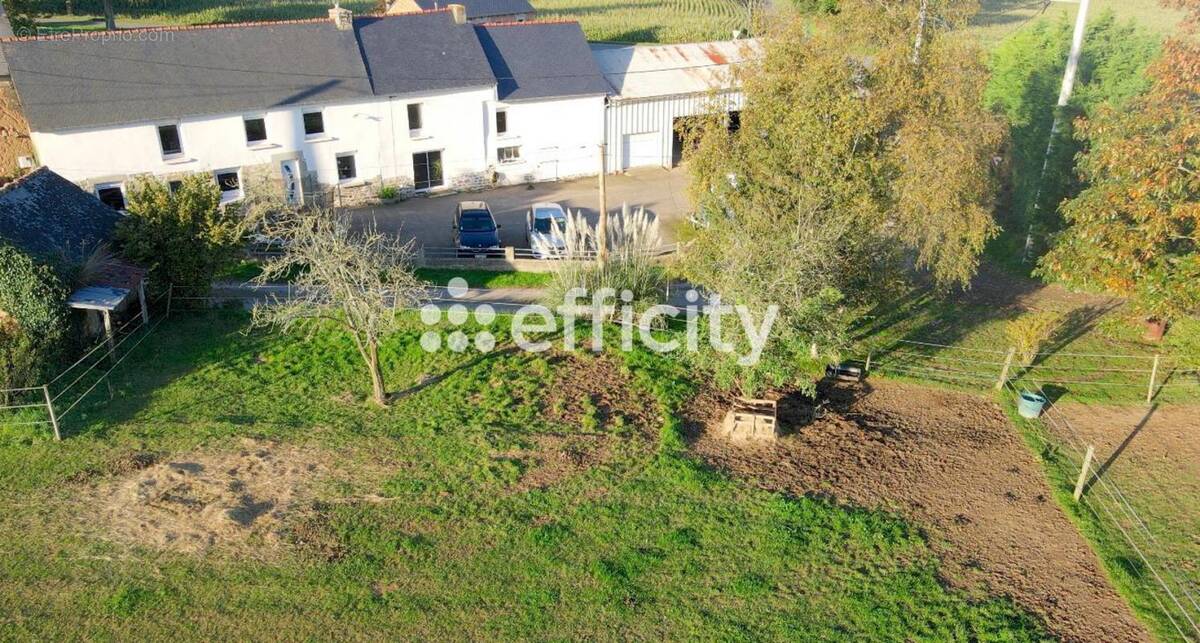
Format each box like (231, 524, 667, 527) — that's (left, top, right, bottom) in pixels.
(115, 174, 242, 296)
(378, 185, 399, 201)
(0, 244, 69, 394)
(1005, 310, 1063, 366)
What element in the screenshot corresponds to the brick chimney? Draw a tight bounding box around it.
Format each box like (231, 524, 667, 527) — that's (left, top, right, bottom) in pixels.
(329, 3, 353, 30)
(448, 3, 467, 25)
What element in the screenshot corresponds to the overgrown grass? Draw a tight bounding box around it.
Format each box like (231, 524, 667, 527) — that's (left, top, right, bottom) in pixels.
(0, 310, 1048, 639)
(216, 259, 550, 289)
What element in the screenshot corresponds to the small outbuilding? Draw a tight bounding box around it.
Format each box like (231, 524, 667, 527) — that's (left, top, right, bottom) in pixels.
(592, 39, 760, 172)
(0, 167, 149, 345)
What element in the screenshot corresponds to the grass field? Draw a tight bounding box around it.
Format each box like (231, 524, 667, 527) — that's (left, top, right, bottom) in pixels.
(30, 0, 1182, 44)
(0, 310, 1049, 639)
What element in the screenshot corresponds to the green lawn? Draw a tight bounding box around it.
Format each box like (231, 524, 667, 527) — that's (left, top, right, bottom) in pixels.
(217, 259, 551, 289)
(0, 310, 1047, 639)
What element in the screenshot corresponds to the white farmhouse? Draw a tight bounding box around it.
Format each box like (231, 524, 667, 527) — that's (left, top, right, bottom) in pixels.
(0, 6, 609, 207)
(592, 39, 760, 172)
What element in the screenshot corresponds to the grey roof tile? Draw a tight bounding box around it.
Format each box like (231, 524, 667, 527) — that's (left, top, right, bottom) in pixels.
(1, 20, 374, 132)
(475, 22, 609, 101)
(354, 12, 495, 97)
(0, 167, 122, 261)
(411, 0, 534, 19)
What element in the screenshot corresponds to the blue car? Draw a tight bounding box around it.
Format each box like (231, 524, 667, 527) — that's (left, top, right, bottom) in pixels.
(454, 201, 502, 254)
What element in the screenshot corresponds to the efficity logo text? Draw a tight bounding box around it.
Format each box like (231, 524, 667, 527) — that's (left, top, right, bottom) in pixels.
(419, 279, 778, 366)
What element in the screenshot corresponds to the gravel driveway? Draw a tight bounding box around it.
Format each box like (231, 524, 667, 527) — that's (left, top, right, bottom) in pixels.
(345, 166, 691, 249)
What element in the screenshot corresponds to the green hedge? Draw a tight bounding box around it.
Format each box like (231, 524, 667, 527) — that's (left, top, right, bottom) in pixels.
(0, 244, 69, 392)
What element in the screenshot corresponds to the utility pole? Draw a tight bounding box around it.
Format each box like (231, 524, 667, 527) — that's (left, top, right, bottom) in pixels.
(597, 143, 608, 263)
(1023, 0, 1091, 263)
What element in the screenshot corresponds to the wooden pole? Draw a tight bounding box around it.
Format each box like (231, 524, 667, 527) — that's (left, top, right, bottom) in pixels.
(165, 285, 173, 319)
(597, 143, 608, 264)
(864, 351, 872, 374)
(1147, 354, 1160, 404)
(102, 310, 116, 365)
(1073, 444, 1095, 502)
(42, 385, 60, 441)
(138, 278, 150, 325)
(996, 346, 1017, 390)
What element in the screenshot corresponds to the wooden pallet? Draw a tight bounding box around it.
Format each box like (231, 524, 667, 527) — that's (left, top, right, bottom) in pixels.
(719, 398, 779, 442)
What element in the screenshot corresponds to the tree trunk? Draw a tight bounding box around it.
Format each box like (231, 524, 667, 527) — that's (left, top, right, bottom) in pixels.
(1143, 318, 1168, 342)
(367, 340, 388, 406)
(103, 0, 115, 31)
(911, 0, 928, 65)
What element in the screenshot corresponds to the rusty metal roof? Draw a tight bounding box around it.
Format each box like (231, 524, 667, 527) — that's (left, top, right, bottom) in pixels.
(590, 39, 760, 100)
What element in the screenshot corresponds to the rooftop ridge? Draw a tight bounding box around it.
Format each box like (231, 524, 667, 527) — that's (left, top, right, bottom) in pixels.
(476, 18, 580, 28)
(0, 166, 47, 194)
(0, 16, 335, 43)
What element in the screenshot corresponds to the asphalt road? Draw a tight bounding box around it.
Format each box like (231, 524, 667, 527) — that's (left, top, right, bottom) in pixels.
(345, 166, 691, 249)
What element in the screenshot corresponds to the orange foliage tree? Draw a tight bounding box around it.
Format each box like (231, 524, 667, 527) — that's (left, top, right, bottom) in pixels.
(1038, 0, 1200, 329)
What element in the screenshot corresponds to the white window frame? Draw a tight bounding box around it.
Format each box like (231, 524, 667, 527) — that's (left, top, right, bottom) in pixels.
(407, 102, 423, 138)
(213, 168, 243, 203)
(243, 114, 269, 147)
(302, 109, 326, 139)
(95, 182, 126, 211)
(335, 152, 358, 184)
(498, 145, 521, 164)
(156, 122, 184, 160)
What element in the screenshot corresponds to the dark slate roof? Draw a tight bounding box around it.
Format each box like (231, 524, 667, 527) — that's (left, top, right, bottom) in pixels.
(0, 167, 122, 262)
(475, 22, 609, 101)
(354, 12, 494, 97)
(411, 0, 534, 19)
(1, 20, 374, 132)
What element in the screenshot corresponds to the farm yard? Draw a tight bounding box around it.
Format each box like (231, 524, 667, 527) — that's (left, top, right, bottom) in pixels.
(0, 308, 1063, 640)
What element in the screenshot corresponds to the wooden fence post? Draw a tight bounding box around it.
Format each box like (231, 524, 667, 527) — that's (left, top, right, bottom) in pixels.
(1146, 354, 1160, 404)
(996, 346, 1017, 390)
(42, 385, 60, 441)
(1073, 444, 1095, 501)
(864, 351, 872, 374)
(165, 285, 173, 320)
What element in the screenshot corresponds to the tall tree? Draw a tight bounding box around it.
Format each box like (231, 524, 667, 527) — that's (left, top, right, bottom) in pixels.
(251, 210, 426, 406)
(115, 175, 241, 296)
(680, 0, 1004, 393)
(1037, 0, 1200, 336)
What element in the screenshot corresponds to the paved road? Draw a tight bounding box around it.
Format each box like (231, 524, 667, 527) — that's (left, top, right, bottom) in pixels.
(345, 166, 691, 249)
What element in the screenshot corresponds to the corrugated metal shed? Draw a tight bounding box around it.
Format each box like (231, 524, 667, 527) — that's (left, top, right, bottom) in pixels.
(591, 40, 760, 102)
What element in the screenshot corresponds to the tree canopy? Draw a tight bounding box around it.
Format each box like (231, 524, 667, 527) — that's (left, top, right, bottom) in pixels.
(1037, 0, 1200, 323)
(680, 0, 1003, 393)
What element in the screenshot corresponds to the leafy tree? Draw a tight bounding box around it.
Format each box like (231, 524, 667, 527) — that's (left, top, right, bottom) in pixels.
(984, 12, 1159, 261)
(1, 0, 35, 34)
(251, 210, 426, 406)
(0, 244, 69, 396)
(1038, 0, 1200, 329)
(115, 175, 241, 296)
(680, 0, 1003, 394)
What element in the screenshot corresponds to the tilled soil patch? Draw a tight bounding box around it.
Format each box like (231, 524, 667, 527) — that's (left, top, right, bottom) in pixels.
(686, 379, 1147, 642)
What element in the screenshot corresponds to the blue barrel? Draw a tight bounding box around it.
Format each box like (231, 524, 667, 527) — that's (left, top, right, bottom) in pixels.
(1017, 391, 1048, 418)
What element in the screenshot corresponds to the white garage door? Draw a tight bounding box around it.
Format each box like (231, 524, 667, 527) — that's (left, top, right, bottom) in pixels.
(622, 132, 660, 169)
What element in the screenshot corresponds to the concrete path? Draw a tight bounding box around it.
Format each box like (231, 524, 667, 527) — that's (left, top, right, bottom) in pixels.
(344, 166, 692, 249)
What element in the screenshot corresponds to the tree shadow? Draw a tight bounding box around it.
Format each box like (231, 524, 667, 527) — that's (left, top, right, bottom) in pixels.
(1082, 403, 1157, 497)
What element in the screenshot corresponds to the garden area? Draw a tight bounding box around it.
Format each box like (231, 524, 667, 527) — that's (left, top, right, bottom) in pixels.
(0, 309, 1068, 640)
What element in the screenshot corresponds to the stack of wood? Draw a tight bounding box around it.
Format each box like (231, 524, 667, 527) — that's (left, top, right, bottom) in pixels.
(719, 398, 779, 442)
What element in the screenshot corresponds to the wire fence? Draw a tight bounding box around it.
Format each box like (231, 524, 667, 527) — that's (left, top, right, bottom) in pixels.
(0, 289, 172, 440)
(844, 338, 1200, 640)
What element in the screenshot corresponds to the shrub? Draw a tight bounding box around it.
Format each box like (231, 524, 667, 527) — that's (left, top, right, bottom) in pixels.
(378, 185, 399, 201)
(1005, 310, 1063, 366)
(115, 174, 242, 296)
(0, 244, 69, 395)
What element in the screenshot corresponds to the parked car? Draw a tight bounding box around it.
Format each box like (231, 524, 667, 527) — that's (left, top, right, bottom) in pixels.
(526, 202, 568, 258)
(454, 201, 502, 254)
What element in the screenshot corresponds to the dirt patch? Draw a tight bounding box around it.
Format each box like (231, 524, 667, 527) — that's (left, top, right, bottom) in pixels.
(686, 379, 1148, 643)
(497, 353, 658, 492)
(962, 263, 1120, 313)
(81, 439, 328, 558)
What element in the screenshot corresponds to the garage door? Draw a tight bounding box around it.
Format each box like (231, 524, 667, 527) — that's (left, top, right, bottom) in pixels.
(622, 132, 660, 169)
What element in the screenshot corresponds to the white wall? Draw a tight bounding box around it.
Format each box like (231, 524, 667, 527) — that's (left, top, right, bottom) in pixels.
(489, 95, 605, 186)
(604, 91, 743, 171)
(30, 86, 498, 196)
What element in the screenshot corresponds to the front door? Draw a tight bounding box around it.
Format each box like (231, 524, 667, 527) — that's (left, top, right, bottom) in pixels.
(280, 159, 302, 205)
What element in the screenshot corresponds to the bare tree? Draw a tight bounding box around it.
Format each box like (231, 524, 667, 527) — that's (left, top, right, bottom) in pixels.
(251, 209, 425, 406)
